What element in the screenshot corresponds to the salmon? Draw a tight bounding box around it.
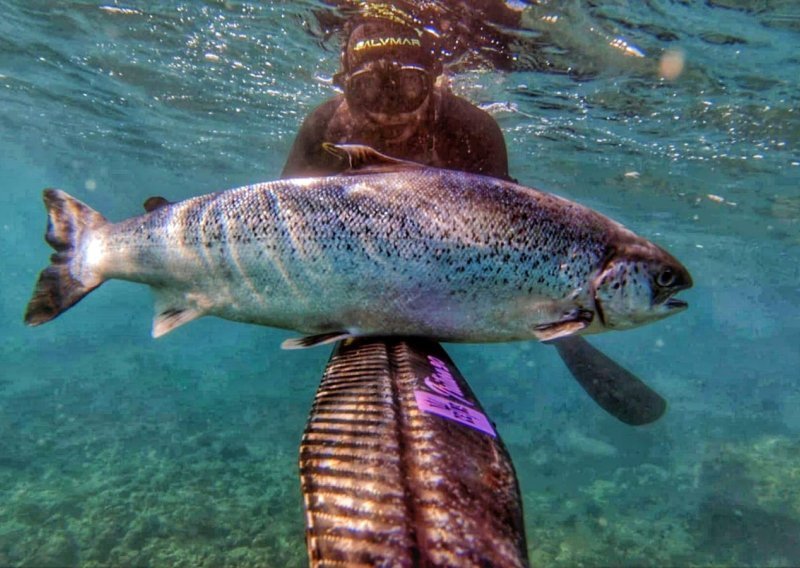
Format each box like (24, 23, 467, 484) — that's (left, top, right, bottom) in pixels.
(24, 145, 691, 347)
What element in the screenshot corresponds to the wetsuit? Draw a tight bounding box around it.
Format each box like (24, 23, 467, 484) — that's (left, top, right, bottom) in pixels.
(284, 13, 530, 567)
(282, 89, 511, 180)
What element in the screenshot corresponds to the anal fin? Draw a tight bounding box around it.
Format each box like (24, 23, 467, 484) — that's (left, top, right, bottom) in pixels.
(153, 307, 202, 338)
(151, 288, 204, 338)
(282, 331, 354, 350)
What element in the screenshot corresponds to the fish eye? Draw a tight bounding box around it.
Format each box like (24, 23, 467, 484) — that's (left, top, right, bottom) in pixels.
(656, 268, 676, 288)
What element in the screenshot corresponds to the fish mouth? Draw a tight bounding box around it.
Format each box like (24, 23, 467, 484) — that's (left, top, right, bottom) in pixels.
(655, 276, 692, 313)
(664, 297, 688, 311)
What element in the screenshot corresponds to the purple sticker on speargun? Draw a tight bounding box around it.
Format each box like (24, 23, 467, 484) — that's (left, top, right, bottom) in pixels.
(414, 390, 496, 437)
(424, 355, 470, 403)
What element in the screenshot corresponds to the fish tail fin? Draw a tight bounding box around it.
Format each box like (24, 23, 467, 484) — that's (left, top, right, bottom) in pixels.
(24, 189, 108, 326)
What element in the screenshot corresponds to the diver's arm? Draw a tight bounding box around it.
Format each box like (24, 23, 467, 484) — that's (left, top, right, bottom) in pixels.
(281, 98, 342, 178)
(438, 93, 513, 182)
(476, 108, 513, 181)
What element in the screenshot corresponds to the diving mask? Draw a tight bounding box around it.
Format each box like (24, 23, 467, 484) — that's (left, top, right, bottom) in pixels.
(345, 60, 432, 115)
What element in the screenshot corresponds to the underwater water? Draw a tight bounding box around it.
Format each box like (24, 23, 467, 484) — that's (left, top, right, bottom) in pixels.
(1, 0, 799, 566)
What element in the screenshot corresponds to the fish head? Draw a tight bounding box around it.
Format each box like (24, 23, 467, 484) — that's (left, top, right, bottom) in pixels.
(592, 240, 692, 330)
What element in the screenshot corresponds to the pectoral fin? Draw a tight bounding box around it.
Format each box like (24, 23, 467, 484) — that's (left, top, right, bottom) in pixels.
(534, 309, 593, 342)
(282, 331, 354, 350)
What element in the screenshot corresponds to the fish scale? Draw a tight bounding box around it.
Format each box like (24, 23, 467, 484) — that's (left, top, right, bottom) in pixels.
(24, 146, 691, 344)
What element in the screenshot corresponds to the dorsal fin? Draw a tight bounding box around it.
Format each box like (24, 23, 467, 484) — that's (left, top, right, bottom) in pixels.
(143, 196, 172, 212)
(322, 143, 424, 175)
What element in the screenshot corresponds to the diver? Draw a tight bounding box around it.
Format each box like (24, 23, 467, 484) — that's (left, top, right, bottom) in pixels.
(282, 15, 511, 180)
(285, 10, 530, 566)
(286, 6, 664, 566)
(283, 6, 663, 426)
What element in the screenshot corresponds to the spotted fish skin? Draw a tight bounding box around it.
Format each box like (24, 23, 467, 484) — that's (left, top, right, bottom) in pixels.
(24, 162, 691, 343)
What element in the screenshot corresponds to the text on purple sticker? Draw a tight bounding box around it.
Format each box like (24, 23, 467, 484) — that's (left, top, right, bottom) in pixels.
(414, 390, 496, 437)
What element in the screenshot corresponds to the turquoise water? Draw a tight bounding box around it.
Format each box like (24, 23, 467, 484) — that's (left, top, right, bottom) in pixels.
(1, 1, 799, 566)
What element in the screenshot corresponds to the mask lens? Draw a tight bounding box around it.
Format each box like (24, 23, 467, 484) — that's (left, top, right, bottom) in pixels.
(395, 68, 428, 111)
(347, 65, 430, 114)
(348, 72, 382, 109)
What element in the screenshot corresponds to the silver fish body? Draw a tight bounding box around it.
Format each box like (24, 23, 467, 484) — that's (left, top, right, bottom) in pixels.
(25, 160, 691, 345)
